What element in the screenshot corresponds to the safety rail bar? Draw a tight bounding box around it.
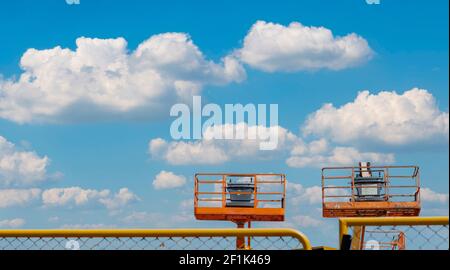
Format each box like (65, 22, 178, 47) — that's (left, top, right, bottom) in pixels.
(322, 165, 420, 204)
(339, 216, 449, 249)
(0, 228, 312, 250)
(195, 173, 286, 209)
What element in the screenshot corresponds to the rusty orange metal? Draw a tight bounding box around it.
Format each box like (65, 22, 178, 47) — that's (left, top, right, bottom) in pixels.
(194, 173, 286, 249)
(194, 173, 286, 223)
(322, 165, 421, 218)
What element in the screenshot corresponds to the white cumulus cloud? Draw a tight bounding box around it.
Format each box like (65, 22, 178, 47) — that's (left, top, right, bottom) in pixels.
(149, 123, 299, 165)
(151, 139, 229, 165)
(302, 88, 449, 146)
(421, 187, 449, 204)
(237, 20, 373, 72)
(0, 218, 25, 228)
(98, 188, 139, 210)
(0, 188, 41, 208)
(41, 186, 137, 210)
(0, 136, 50, 186)
(286, 146, 395, 168)
(291, 215, 323, 228)
(152, 170, 187, 190)
(42, 187, 110, 207)
(287, 183, 323, 205)
(149, 123, 394, 167)
(0, 34, 245, 124)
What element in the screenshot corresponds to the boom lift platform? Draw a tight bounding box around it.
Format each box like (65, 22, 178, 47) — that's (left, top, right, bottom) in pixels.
(322, 163, 421, 218)
(194, 173, 286, 249)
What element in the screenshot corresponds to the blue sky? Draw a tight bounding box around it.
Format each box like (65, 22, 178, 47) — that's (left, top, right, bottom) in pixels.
(0, 0, 448, 246)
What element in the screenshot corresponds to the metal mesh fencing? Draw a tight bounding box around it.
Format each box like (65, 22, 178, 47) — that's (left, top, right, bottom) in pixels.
(0, 228, 311, 250)
(348, 224, 448, 250)
(340, 217, 449, 250)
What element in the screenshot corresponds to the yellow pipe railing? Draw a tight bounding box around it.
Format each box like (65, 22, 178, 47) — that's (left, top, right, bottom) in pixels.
(339, 216, 449, 248)
(0, 228, 312, 250)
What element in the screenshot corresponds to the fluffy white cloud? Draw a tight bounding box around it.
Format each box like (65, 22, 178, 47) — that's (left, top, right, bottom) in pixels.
(421, 187, 449, 204)
(0, 34, 245, 124)
(151, 140, 229, 165)
(0, 136, 50, 186)
(98, 188, 139, 210)
(0, 188, 41, 208)
(0, 218, 25, 228)
(148, 138, 169, 157)
(287, 181, 355, 208)
(41, 186, 137, 210)
(149, 123, 299, 165)
(291, 215, 323, 228)
(303, 88, 449, 145)
(287, 146, 395, 168)
(237, 20, 373, 72)
(152, 170, 187, 190)
(0, 22, 374, 124)
(42, 187, 110, 207)
(150, 123, 394, 167)
(0, 186, 138, 211)
(287, 183, 322, 205)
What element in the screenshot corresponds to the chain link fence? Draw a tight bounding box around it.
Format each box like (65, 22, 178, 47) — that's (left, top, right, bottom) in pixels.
(3, 218, 448, 250)
(340, 217, 449, 250)
(0, 228, 311, 250)
(348, 225, 448, 250)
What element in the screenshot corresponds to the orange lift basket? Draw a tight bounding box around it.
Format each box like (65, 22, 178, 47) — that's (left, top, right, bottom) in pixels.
(194, 173, 286, 249)
(322, 163, 421, 218)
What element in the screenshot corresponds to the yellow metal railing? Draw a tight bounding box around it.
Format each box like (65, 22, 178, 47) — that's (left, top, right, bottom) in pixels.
(339, 216, 449, 250)
(0, 228, 312, 250)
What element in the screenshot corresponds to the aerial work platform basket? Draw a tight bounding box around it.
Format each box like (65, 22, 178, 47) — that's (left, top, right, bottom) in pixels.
(194, 173, 286, 223)
(322, 163, 421, 218)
